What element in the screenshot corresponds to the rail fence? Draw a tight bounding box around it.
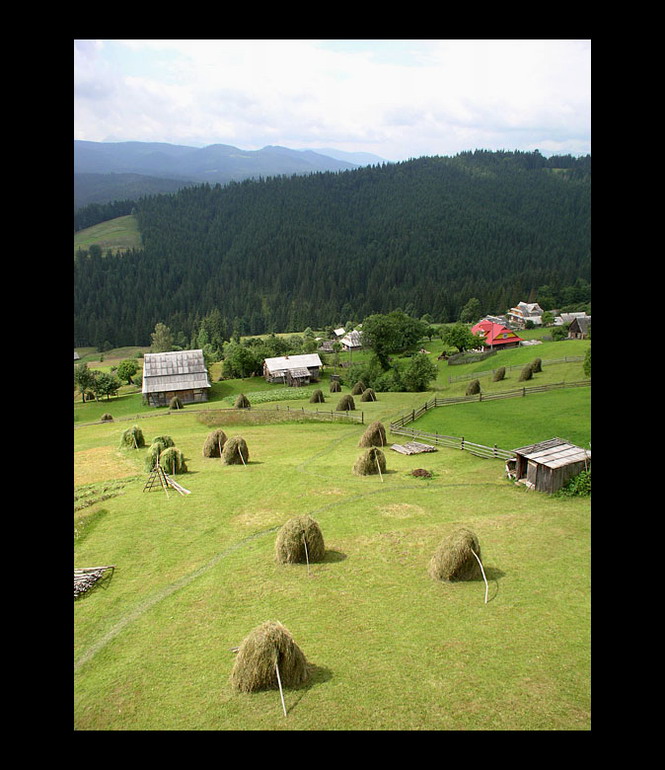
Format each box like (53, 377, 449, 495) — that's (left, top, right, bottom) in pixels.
(447, 355, 584, 383)
(390, 425, 515, 460)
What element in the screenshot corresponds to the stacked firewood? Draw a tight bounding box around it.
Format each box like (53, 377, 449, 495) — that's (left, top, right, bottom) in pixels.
(74, 566, 115, 599)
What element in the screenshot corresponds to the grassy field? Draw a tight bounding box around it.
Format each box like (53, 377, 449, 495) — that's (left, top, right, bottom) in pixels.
(74, 337, 590, 731)
(74, 215, 142, 255)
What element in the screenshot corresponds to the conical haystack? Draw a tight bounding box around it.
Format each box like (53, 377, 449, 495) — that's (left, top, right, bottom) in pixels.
(428, 528, 482, 582)
(234, 393, 251, 409)
(222, 436, 249, 465)
(119, 425, 145, 449)
(202, 428, 228, 457)
(329, 380, 341, 393)
(353, 446, 386, 476)
(159, 446, 187, 474)
(275, 515, 326, 564)
(336, 394, 355, 411)
(358, 420, 387, 447)
(309, 389, 325, 403)
(230, 620, 309, 693)
(360, 388, 377, 402)
(351, 380, 365, 395)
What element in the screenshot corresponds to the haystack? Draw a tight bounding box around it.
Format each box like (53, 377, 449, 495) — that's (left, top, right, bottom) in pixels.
(202, 428, 228, 457)
(152, 435, 175, 449)
(336, 394, 355, 411)
(329, 380, 341, 393)
(358, 420, 387, 447)
(234, 393, 251, 409)
(275, 515, 325, 564)
(100, 413, 113, 422)
(466, 379, 481, 396)
(351, 380, 365, 395)
(169, 396, 184, 409)
(518, 363, 534, 382)
(222, 436, 249, 465)
(360, 388, 377, 402)
(309, 389, 325, 403)
(119, 425, 145, 449)
(492, 366, 506, 382)
(427, 528, 482, 582)
(353, 446, 386, 476)
(159, 446, 187, 474)
(230, 620, 309, 693)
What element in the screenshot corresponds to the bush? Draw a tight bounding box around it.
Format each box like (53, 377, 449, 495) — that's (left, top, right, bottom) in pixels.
(360, 388, 377, 402)
(492, 367, 506, 382)
(336, 394, 356, 411)
(309, 389, 325, 403)
(169, 396, 184, 409)
(119, 425, 145, 449)
(466, 379, 481, 396)
(557, 468, 591, 497)
(159, 446, 187, 474)
(202, 429, 228, 458)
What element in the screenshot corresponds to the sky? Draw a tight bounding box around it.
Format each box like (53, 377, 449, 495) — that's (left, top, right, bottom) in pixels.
(74, 39, 591, 162)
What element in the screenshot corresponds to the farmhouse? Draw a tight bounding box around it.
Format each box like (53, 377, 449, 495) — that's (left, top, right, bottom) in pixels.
(340, 330, 363, 351)
(509, 437, 590, 494)
(142, 349, 211, 407)
(568, 316, 591, 339)
(471, 320, 523, 350)
(506, 302, 544, 329)
(263, 353, 323, 386)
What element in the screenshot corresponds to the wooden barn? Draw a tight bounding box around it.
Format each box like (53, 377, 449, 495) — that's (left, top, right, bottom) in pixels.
(263, 354, 322, 386)
(509, 437, 590, 494)
(142, 349, 211, 407)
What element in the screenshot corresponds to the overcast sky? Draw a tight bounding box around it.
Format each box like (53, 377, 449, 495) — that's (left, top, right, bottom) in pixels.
(74, 39, 591, 162)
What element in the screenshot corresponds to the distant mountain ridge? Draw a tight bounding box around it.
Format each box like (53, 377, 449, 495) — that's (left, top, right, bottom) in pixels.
(74, 140, 388, 207)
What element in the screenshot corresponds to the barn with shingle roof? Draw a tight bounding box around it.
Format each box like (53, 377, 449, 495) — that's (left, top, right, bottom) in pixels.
(142, 349, 211, 407)
(510, 437, 590, 494)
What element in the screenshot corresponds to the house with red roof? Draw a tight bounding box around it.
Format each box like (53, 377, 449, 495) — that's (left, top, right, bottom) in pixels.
(471, 320, 523, 350)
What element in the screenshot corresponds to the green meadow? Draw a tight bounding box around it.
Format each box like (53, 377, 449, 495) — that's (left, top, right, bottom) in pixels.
(74, 337, 591, 730)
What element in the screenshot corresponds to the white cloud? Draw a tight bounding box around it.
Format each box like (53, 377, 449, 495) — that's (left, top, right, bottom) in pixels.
(74, 39, 591, 159)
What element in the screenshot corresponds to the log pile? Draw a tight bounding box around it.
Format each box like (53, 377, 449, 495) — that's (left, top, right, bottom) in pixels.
(74, 566, 115, 599)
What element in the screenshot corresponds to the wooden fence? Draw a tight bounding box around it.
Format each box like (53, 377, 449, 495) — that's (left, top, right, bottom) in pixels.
(447, 355, 584, 383)
(390, 425, 515, 460)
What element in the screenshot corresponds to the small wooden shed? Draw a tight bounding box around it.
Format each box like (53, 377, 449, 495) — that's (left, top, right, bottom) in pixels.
(510, 437, 590, 494)
(263, 354, 322, 385)
(142, 349, 211, 407)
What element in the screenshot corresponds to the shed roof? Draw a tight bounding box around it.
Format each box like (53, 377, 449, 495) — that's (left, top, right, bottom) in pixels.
(264, 353, 322, 372)
(142, 349, 211, 394)
(512, 438, 590, 469)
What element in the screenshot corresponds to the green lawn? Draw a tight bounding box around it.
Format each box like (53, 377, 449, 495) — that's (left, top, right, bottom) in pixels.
(74, 382, 591, 730)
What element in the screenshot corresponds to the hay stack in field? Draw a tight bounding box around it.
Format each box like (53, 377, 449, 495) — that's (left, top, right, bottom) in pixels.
(275, 515, 325, 564)
(119, 425, 145, 449)
(466, 379, 481, 396)
(222, 436, 249, 465)
(358, 420, 387, 447)
(353, 446, 386, 476)
(145, 435, 176, 470)
(169, 396, 184, 409)
(360, 388, 377, 402)
(152, 435, 175, 449)
(518, 363, 534, 382)
(336, 394, 355, 411)
(428, 528, 482, 582)
(492, 366, 506, 382)
(159, 446, 187, 474)
(351, 380, 365, 395)
(329, 380, 341, 393)
(230, 621, 309, 693)
(100, 413, 113, 422)
(202, 429, 228, 457)
(234, 393, 251, 409)
(531, 357, 542, 373)
(309, 389, 325, 403)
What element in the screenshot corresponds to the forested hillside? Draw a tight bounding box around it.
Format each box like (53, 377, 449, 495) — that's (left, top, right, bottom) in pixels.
(74, 150, 590, 348)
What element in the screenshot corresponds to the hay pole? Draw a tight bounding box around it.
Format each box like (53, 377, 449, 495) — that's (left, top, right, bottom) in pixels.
(302, 533, 310, 576)
(375, 453, 384, 482)
(274, 657, 287, 717)
(238, 446, 247, 466)
(470, 548, 489, 604)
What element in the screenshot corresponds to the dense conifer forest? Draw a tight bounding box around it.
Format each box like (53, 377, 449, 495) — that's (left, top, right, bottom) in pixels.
(74, 150, 590, 348)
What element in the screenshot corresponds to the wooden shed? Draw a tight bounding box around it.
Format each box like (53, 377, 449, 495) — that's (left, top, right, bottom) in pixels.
(510, 437, 590, 494)
(142, 349, 211, 407)
(263, 354, 322, 385)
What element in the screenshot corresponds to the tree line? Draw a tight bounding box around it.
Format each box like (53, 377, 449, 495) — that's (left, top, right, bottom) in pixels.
(74, 150, 590, 349)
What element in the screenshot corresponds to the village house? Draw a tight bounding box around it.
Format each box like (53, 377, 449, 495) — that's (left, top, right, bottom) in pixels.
(142, 349, 211, 407)
(263, 353, 323, 386)
(471, 319, 523, 350)
(506, 302, 544, 329)
(568, 316, 591, 339)
(340, 330, 363, 351)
